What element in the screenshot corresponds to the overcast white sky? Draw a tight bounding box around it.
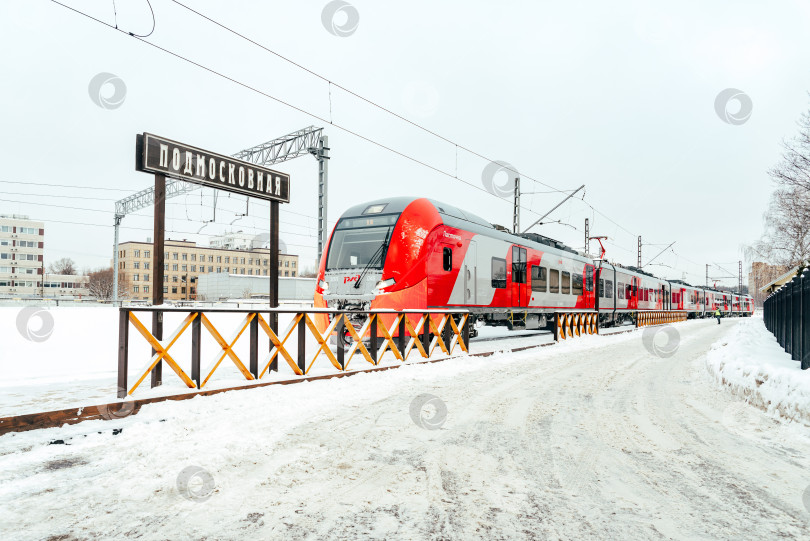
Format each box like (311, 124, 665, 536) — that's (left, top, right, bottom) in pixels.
(2, 0, 810, 287)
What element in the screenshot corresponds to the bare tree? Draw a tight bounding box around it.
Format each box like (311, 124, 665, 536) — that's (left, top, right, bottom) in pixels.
(48, 257, 77, 275)
(753, 188, 810, 266)
(298, 266, 318, 278)
(753, 99, 810, 268)
(769, 105, 810, 192)
(86, 267, 129, 301)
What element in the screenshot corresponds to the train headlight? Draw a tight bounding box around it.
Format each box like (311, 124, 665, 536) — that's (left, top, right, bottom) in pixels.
(375, 278, 396, 291)
(319, 280, 329, 291)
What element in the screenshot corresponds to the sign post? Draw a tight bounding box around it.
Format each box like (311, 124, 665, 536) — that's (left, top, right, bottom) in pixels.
(151, 173, 166, 386)
(269, 200, 279, 372)
(136, 132, 291, 388)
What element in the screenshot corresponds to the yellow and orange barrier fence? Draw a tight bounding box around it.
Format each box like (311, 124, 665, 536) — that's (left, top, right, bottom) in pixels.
(636, 311, 688, 327)
(555, 312, 598, 340)
(118, 307, 469, 398)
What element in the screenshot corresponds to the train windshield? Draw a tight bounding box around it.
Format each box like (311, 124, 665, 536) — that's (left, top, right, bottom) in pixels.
(326, 214, 400, 271)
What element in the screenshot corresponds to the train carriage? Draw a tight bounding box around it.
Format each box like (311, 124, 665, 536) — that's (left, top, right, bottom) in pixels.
(315, 197, 754, 338)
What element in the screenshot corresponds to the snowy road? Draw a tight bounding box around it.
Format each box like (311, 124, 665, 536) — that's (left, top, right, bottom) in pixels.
(2, 318, 809, 540)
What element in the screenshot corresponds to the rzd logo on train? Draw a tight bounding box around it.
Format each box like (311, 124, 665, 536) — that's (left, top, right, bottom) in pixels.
(343, 275, 360, 284)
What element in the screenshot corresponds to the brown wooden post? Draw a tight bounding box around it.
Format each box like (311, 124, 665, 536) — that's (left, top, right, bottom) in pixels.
(443, 314, 452, 353)
(249, 313, 259, 379)
(462, 313, 470, 351)
(117, 308, 129, 398)
(269, 200, 279, 372)
(397, 313, 406, 354)
(369, 314, 378, 364)
(336, 315, 345, 370)
(151, 173, 166, 388)
(190, 312, 201, 387)
(422, 314, 431, 354)
(297, 314, 306, 373)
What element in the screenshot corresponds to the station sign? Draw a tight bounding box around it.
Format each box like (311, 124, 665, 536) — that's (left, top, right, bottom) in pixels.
(136, 132, 290, 203)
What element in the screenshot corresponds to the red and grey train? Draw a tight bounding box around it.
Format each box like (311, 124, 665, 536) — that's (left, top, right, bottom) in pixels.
(314, 197, 754, 335)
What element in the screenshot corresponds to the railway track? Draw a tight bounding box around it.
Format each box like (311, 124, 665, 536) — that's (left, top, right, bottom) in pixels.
(0, 322, 653, 437)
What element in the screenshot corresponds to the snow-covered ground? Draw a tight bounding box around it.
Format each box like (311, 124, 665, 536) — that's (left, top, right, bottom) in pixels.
(705, 316, 810, 425)
(1, 316, 809, 539)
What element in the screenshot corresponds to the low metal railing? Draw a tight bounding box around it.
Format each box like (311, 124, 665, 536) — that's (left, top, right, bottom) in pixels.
(763, 267, 809, 370)
(637, 311, 688, 327)
(117, 307, 470, 397)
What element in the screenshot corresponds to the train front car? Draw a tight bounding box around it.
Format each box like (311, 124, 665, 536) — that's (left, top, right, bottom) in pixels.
(315, 197, 447, 342)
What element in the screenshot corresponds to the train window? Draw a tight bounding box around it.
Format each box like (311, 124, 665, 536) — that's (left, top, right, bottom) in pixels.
(599, 278, 604, 297)
(512, 248, 527, 284)
(585, 266, 593, 292)
(572, 273, 583, 296)
(442, 247, 452, 271)
(531, 266, 547, 292)
(561, 271, 571, 294)
(362, 204, 387, 215)
(618, 282, 624, 299)
(626, 284, 632, 299)
(326, 217, 398, 270)
(549, 269, 560, 293)
(491, 258, 507, 289)
(606, 280, 613, 298)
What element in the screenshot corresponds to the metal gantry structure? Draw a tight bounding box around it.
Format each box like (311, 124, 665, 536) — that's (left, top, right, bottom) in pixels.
(113, 126, 329, 305)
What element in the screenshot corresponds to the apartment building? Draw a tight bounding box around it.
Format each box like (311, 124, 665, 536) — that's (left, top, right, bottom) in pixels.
(42, 273, 90, 297)
(749, 261, 791, 308)
(0, 214, 44, 296)
(117, 238, 299, 301)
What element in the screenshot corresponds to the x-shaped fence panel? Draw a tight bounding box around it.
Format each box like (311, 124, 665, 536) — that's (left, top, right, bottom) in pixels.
(118, 308, 471, 398)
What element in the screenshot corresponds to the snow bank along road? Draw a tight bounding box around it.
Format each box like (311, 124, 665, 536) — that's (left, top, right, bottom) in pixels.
(1, 318, 809, 540)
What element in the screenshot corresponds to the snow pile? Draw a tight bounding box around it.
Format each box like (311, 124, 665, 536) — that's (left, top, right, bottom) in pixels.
(705, 317, 810, 425)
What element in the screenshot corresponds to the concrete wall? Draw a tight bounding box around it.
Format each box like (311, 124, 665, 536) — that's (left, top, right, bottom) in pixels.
(196, 273, 315, 301)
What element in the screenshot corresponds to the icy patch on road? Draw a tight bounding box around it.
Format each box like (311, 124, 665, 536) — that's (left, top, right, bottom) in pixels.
(705, 317, 810, 425)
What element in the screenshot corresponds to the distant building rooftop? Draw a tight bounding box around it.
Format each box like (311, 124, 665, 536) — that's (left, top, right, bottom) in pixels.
(759, 266, 801, 293)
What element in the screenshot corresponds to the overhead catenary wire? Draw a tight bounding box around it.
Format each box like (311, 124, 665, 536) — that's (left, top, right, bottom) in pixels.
(51, 1, 643, 252)
(167, 0, 565, 195)
(48, 0, 606, 237)
(46, 1, 709, 277)
(167, 0, 653, 248)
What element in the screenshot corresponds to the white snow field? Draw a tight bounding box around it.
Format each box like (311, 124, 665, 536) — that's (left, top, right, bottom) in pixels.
(706, 316, 810, 425)
(2, 315, 810, 539)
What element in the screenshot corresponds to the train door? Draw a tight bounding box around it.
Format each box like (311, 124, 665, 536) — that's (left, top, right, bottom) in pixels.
(429, 240, 456, 304)
(662, 284, 668, 309)
(463, 241, 477, 305)
(584, 264, 595, 309)
(510, 246, 527, 307)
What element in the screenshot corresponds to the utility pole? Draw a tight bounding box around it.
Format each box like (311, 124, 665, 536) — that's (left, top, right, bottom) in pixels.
(113, 214, 122, 306)
(584, 218, 590, 255)
(312, 135, 329, 262)
(512, 177, 520, 234)
(739, 260, 743, 294)
(706, 264, 709, 288)
(637, 236, 642, 268)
